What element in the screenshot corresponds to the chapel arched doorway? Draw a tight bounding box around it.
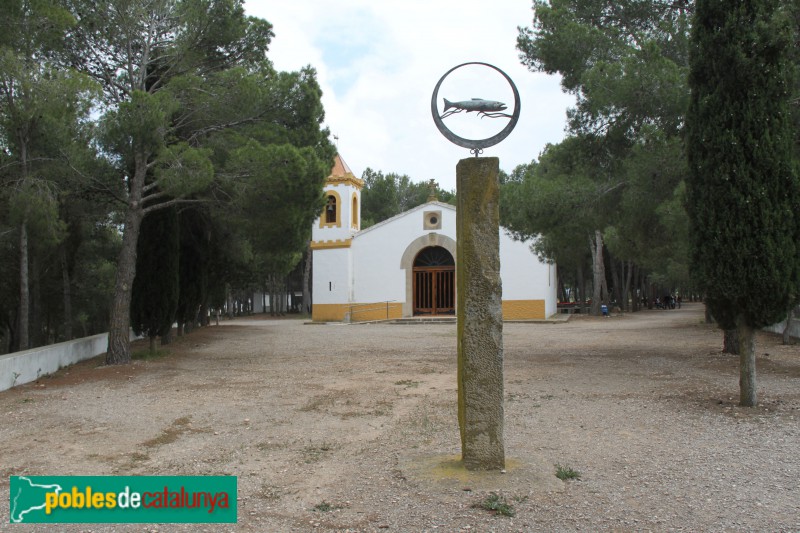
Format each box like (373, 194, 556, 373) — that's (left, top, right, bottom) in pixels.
(413, 246, 455, 316)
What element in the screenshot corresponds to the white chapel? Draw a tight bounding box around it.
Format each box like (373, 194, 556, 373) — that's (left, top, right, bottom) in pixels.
(310, 155, 557, 322)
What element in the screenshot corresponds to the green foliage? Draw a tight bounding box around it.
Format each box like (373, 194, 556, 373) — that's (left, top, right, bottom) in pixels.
(131, 207, 180, 341)
(500, 137, 617, 264)
(555, 464, 581, 480)
(229, 143, 329, 267)
(0, 0, 75, 58)
(687, 0, 799, 330)
(519, 0, 692, 139)
(312, 500, 338, 512)
(477, 492, 516, 517)
(155, 143, 214, 197)
(513, 0, 698, 301)
(131, 348, 171, 361)
(176, 208, 211, 328)
(360, 168, 455, 228)
(0, 0, 104, 350)
(99, 90, 180, 158)
(6, 178, 65, 245)
(70, 223, 121, 336)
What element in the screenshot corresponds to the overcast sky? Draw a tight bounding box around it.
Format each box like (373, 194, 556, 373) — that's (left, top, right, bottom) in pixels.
(244, 1, 575, 192)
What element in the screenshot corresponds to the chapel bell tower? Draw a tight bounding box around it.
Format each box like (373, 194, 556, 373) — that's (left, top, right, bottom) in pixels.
(312, 154, 363, 243)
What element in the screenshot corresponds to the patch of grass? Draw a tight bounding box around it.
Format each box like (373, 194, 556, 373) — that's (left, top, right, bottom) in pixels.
(142, 416, 193, 448)
(313, 500, 339, 512)
(394, 379, 420, 388)
(555, 464, 581, 481)
(301, 441, 335, 463)
(260, 484, 283, 501)
(256, 441, 286, 452)
(477, 492, 515, 517)
(132, 348, 170, 361)
(299, 390, 352, 412)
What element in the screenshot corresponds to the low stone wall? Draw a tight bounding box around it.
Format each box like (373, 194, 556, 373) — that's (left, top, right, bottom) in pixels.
(0, 331, 139, 393)
(764, 317, 800, 340)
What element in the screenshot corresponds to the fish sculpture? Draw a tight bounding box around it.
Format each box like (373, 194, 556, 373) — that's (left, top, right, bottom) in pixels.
(441, 98, 512, 119)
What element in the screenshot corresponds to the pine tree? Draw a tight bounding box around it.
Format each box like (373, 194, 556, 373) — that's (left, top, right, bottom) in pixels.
(687, 0, 799, 406)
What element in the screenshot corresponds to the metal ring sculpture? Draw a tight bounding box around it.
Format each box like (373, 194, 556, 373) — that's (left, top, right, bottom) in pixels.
(431, 62, 521, 154)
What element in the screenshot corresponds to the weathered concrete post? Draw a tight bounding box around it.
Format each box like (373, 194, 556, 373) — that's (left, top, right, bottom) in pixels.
(456, 156, 505, 470)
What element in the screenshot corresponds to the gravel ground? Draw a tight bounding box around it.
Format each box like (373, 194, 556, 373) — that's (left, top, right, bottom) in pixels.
(1, 302, 798, 532)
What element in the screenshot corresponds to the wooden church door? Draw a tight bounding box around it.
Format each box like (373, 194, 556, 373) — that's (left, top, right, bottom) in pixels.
(413, 246, 455, 315)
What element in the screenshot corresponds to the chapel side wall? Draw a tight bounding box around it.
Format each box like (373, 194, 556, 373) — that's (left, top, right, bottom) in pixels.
(545, 263, 558, 317)
(499, 231, 554, 319)
(311, 247, 352, 321)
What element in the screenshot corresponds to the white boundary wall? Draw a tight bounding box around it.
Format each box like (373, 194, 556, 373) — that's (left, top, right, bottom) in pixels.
(763, 318, 800, 339)
(0, 331, 140, 393)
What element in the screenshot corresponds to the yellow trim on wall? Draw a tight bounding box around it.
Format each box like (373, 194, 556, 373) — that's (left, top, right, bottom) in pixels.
(319, 190, 342, 228)
(312, 302, 404, 322)
(348, 302, 403, 322)
(311, 238, 352, 250)
(313, 300, 545, 321)
(351, 192, 359, 230)
(327, 175, 364, 189)
(502, 300, 546, 320)
(312, 304, 349, 322)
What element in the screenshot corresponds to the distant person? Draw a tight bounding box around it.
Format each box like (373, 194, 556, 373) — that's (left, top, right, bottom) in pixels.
(601, 303, 609, 317)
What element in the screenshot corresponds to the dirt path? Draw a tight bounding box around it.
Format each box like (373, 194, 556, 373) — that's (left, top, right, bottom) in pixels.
(1, 303, 798, 531)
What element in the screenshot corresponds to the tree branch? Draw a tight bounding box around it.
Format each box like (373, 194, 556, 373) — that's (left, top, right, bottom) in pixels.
(142, 196, 207, 215)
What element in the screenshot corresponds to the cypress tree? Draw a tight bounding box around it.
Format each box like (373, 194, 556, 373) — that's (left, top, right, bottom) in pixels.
(687, 0, 799, 406)
(130, 206, 179, 355)
(175, 208, 210, 335)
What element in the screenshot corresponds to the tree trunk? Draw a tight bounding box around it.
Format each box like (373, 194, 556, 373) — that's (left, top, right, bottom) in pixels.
(557, 267, 567, 302)
(723, 329, 739, 354)
(199, 302, 209, 327)
(704, 303, 713, 324)
(577, 263, 586, 309)
(589, 230, 605, 316)
(269, 277, 276, 316)
(30, 255, 42, 347)
(106, 153, 148, 364)
(18, 222, 29, 351)
(60, 247, 73, 341)
(106, 204, 144, 364)
(610, 258, 621, 310)
(622, 260, 633, 312)
(736, 319, 757, 407)
(782, 306, 797, 345)
(302, 243, 312, 314)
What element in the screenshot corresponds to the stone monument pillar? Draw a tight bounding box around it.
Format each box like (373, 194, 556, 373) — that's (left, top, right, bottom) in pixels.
(456, 156, 505, 470)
